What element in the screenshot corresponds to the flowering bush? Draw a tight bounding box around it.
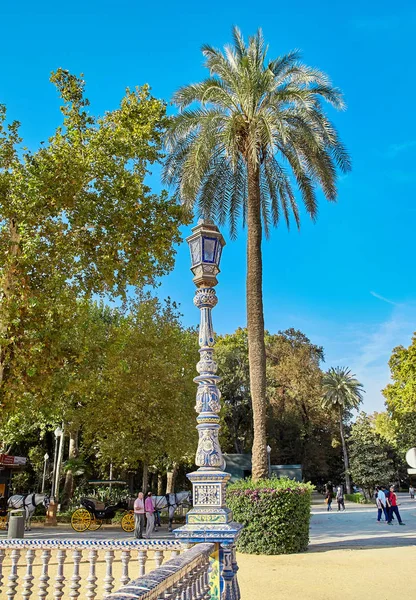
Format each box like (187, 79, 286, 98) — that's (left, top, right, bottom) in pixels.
(227, 477, 313, 554)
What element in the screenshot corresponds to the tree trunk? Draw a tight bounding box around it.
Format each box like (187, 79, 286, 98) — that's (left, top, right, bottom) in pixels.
(157, 473, 164, 496)
(339, 416, 351, 494)
(166, 462, 178, 494)
(62, 428, 79, 509)
(246, 157, 268, 481)
(142, 463, 149, 493)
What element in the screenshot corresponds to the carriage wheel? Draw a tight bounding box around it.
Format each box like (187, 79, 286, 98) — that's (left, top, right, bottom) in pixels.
(71, 508, 91, 532)
(88, 518, 103, 531)
(121, 511, 135, 533)
(0, 516, 7, 530)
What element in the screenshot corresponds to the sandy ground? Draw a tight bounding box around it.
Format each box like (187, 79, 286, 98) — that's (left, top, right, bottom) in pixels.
(237, 546, 416, 599)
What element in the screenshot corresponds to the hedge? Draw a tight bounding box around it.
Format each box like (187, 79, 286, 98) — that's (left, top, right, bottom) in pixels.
(345, 493, 370, 504)
(227, 477, 313, 555)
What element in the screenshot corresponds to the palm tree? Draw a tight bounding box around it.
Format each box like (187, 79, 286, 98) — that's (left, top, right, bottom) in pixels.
(322, 367, 364, 494)
(163, 27, 350, 481)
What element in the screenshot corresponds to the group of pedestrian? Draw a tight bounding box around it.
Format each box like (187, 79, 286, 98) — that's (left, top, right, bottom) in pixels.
(133, 491, 158, 539)
(325, 486, 345, 511)
(375, 485, 405, 525)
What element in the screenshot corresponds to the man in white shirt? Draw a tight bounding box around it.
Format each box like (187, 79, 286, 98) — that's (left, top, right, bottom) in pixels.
(376, 486, 388, 522)
(133, 492, 145, 539)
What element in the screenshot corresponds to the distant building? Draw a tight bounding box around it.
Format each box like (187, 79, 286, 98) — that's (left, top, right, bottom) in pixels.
(223, 454, 302, 483)
(0, 454, 27, 497)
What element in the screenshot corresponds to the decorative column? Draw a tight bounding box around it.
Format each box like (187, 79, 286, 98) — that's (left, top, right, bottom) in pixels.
(174, 219, 242, 600)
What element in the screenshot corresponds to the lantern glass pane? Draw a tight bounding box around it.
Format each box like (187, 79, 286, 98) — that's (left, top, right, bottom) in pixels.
(202, 237, 217, 264)
(189, 238, 202, 266)
(216, 243, 223, 267)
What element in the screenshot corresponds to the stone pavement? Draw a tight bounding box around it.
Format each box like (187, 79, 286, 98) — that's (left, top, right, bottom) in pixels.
(1, 493, 415, 551)
(309, 492, 416, 550)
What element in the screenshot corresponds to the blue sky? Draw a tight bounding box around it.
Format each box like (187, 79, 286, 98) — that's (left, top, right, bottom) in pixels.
(2, 0, 416, 413)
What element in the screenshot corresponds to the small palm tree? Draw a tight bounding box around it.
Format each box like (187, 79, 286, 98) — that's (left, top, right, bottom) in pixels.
(322, 367, 364, 493)
(164, 27, 350, 481)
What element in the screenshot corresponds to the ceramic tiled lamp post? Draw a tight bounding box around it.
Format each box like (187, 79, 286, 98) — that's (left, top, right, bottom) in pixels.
(174, 219, 242, 600)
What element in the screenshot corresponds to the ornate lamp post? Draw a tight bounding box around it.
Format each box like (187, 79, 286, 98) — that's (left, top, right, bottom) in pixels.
(175, 219, 242, 600)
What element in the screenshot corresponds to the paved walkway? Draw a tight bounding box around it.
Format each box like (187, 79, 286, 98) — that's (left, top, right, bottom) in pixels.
(2, 493, 415, 551)
(309, 492, 416, 550)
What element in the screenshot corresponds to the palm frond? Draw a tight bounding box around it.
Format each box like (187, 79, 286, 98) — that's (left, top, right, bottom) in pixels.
(164, 26, 350, 238)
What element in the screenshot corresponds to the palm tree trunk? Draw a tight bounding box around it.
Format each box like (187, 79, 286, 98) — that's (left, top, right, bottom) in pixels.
(157, 473, 164, 496)
(142, 462, 149, 493)
(339, 415, 351, 494)
(246, 157, 268, 481)
(166, 462, 178, 494)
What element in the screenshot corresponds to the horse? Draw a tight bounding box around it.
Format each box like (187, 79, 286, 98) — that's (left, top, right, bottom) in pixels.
(8, 493, 50, 531)
(153, 491, 192, 532)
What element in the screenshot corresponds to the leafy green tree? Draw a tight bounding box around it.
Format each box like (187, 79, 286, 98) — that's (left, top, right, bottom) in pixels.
(267, 329, 340, 482)
(163, 27, 350, 480)
(322, 367, 364, 493)
(217, 327, 341, 482)
(82, 298, 197, 480)
(349, 413, 395, 499)
(383, 336, 416, 451)
(0, 70, 185, 407)
(216, 329, 253, 454)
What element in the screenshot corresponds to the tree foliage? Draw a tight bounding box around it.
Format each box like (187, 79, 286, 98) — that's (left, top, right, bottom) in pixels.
(348, 413, 395, 498)
(383, 336, 416, 451)
(0, 70, 186, 406)
(81, 297, 198, 472)
(217, 328, 341, 482)
(267, 329, 339, 481)
(163, 27, 350, 235)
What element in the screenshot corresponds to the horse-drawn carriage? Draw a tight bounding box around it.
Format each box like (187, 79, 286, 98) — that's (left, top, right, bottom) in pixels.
(71, 498, 134, 532)
(70, 492, 192, 533)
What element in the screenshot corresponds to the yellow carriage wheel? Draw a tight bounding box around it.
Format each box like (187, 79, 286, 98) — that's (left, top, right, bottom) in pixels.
(88, 518, 103, 531)
(71, 508, 91, 532)
(121, 511, 135, 533)
(0, 516, 7, 530)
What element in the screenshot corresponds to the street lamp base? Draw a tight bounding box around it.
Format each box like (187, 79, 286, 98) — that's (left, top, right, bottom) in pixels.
(44, 500, 58, 527)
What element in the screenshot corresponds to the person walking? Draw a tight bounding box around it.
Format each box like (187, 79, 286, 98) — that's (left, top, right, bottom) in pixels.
(409, 485, 415, 500)
(336, 486, 345, 511)
(133, 492, 145, 539)
(145, 492, 155, 538)
(325, 489, 333, 511)
(376, 486, 389, 522)
(387, 486, 405, 525)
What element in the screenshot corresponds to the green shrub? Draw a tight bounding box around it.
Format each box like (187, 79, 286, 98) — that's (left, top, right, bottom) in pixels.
(227, 477, 313, 555)
(345, 493, 371, 504)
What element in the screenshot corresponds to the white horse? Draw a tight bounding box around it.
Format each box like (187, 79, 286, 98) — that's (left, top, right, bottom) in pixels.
(8, 493, 50, 530)
(153, 491, 192, 532)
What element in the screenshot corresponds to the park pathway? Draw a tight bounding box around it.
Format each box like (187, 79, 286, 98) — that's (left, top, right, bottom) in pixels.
(310, 492, 416, 550)
(2, 493, 415, 549)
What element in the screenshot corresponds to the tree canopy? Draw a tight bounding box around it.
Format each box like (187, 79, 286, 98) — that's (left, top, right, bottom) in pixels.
(217, 328, 342, 482)
(0, 70, 186, 407)
(348, 413, 395, 498)
(383, 335, 416, 452)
